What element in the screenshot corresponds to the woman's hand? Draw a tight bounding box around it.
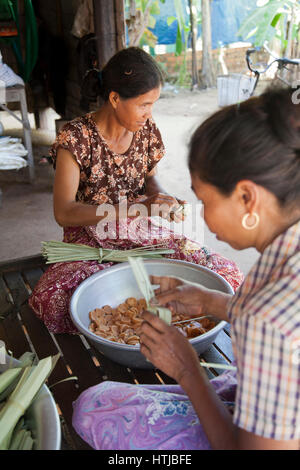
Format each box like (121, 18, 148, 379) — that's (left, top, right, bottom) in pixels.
(140, 311, 202, 383)
(150, 275, 232, 322)
(142, 193, 187, 222)
(150, 275, 210, 318)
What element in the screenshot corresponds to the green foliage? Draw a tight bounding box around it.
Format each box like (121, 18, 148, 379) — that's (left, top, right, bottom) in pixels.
(126, 0, 202, 88)
(238, 0, 300, 54)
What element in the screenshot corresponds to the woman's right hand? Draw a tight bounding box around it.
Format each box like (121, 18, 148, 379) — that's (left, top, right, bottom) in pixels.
(149, 275, 211, 318)
(142, 193, 183, 222)
(150, 275, 232, 322)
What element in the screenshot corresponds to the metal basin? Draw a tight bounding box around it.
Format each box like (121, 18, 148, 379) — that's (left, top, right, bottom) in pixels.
(0, 356, 61, 450)
(70, 259, 233, 369)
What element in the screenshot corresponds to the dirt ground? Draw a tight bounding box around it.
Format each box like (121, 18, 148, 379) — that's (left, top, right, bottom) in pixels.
(0, 86, 259, 275)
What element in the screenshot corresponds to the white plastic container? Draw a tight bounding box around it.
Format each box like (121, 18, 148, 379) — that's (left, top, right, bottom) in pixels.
(217, 73, 256, 107)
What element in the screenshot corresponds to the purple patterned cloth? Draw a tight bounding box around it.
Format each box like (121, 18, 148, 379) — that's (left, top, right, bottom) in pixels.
(72, 370, 237, 450)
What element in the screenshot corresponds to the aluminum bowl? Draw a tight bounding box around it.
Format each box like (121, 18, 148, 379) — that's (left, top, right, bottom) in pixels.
(70, 259, 234, 369)
(0, 356, 61, 450)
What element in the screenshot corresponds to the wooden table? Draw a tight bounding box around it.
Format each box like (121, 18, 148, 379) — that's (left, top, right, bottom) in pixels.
(0, 254, 235, 450)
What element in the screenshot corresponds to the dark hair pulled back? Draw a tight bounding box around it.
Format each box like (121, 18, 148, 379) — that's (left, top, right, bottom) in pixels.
(98, 46, 163, 102)
(188, 86, 300, 207)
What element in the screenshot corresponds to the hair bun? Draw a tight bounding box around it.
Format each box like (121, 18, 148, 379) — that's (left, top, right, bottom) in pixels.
(263, 86, 300, 153)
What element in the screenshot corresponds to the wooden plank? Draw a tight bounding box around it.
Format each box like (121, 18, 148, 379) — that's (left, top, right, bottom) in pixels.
(154, 370, 177, 385)
(201, 343, 232, 367)
(200, 343, 233, 377)
(0, 273, 32, 357)
(87, 341, 136, 384)
(3, 271, 29, 307)
(213, 329, 235, 363)
(130, 367, 163, 385)
(0, 321, 10, 351)
(53, 334, 105, 393)
(0, 288, 12, 353)
(22, 267, 44, 291)
(0, 254, 44, 273)
(0, 275, 13, 318)
(80, 336, 162, 385)
(0, 312, 32, 358)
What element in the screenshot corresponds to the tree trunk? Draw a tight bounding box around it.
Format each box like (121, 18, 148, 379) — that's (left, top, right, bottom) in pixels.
(188, 0, 199, 89)
(201, 0, 216, 88)
(126, 0, 152, 47)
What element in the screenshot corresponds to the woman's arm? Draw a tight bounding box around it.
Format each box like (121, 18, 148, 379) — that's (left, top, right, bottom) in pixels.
(179, 361, 299, 450)
(53, 148, 123, 227)
(140, 312, 299, 450)
(54, 150, 187, 227)
(144, 166, 166, 197)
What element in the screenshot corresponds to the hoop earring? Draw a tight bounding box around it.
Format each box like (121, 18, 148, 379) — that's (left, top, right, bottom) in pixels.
(242, 212, 260, 230)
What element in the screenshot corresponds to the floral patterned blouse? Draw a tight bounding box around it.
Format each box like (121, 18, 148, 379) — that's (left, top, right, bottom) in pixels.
(50, 113, 165, 205)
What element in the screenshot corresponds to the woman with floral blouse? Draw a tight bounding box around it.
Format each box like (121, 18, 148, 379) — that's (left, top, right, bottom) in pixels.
(29, 47, 243, 334)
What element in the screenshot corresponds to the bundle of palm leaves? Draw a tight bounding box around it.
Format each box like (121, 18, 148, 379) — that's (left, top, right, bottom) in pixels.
(41, 241, 175, 264)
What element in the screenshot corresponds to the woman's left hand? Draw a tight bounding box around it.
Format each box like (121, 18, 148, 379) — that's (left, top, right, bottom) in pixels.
(140, 311, 202, 384)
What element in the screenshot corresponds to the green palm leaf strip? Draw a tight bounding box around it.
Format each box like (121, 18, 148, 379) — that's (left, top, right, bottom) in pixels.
(128, 256, 172, 324)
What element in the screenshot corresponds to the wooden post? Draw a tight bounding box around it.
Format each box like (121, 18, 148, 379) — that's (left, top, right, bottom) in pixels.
(115, 0, 126, 51)
(92, 0, 125, 69)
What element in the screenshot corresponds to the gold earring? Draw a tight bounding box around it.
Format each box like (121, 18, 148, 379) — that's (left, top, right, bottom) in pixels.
(242, 212, 260, 230)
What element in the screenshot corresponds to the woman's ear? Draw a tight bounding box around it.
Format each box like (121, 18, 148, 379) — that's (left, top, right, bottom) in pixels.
(236, 180, 260, 213)
(108, 91, 120, 109)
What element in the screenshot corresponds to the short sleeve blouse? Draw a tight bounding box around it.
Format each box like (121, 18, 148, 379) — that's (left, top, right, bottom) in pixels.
(227, 220, 300, 441)
(50, 114, 165, 205)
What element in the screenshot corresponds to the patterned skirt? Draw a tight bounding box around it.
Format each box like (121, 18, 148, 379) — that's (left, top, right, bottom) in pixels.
(28, 218, 244, 334)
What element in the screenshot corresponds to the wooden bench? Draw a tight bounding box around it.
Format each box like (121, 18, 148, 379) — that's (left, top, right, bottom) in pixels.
(0, 254, 234, 450)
